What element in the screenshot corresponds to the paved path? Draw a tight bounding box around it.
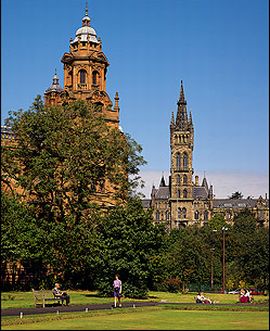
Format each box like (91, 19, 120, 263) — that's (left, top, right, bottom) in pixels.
(1, 301, 161, 317)
(2, 301, 264, 317)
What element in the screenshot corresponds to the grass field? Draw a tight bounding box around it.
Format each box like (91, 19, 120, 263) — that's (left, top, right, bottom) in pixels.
(2, 291, 269, 330)
(2, 306, 269, 330)
(1, 290, 268, 309)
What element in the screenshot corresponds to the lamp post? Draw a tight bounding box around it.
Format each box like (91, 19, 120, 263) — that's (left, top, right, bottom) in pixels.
(221, 226, 228, 294)
(210, 248, 215, 291)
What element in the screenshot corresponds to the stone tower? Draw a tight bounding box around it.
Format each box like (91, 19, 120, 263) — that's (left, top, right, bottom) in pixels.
(44, 4, 120, 129)
(169, 81, 194, 228)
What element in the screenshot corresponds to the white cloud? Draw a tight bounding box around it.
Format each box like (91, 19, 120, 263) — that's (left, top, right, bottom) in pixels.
(137, 169, 269, 199)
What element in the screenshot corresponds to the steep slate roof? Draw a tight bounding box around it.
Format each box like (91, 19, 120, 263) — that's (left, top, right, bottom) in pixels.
(213, 199, 258, 208)
(193, 186, 208, 199)
(155, 186, 170, 200)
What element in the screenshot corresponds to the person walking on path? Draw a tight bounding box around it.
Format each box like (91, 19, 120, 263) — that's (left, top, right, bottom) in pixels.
(112, 274, 122, 308)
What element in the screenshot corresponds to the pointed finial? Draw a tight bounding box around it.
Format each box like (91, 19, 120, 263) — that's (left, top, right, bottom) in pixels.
(82, 0, 90, 26)
(171, 111, 174, 123)
(114, 91, 120, 112)
(52, 69, 59, 84)
(189, 110, 193, 124)
(204, 171, 206, 178)
(160, 173, 166, 187)
(85, 0, 89, 16)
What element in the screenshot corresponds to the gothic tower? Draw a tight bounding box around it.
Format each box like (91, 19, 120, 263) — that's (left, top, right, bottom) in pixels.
(44, 4, 120, 129)
(169, 81, 194, 228)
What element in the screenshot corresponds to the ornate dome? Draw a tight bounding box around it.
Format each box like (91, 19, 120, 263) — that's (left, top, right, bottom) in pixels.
(71, 25, 99, 44)
(71, 10, 99, 44)
(44, 72, 63, 94)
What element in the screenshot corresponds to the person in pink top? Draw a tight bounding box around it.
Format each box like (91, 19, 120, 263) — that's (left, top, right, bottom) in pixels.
(113, 274, 122, 308)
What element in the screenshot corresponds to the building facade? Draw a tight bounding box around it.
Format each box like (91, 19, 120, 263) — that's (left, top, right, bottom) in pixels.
(44, 6, 120, 129)
(1, 6, 123, 208)
(142, 82, 269, 229)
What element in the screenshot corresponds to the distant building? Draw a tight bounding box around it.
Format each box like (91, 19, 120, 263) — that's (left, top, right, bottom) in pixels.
(142, 82, 269, 228)
(1, 5, 123, 207)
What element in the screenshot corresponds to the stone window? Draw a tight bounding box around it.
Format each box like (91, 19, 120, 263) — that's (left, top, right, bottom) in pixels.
(183, 174, 188, 185)
(79, 69, 87, 84)
(183, 152, 188, 169)
(183, 189, 188, 198)
(182, 207, 187, 218)
(194, 210, 199, 220)
(177, 175, 181, 186)
(92, 71, 99, 86)
(176, 153, 181, 170)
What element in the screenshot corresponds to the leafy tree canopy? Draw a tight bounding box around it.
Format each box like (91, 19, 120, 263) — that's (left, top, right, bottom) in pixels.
(228, 191, 243, 199)
(2, 96, 146, 223)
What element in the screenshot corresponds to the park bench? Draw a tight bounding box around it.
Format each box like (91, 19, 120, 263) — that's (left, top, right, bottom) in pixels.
(32, 289, 62, 308)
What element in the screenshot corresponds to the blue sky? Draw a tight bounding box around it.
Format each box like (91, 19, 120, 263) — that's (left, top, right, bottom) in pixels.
(2, 0, 269, 198)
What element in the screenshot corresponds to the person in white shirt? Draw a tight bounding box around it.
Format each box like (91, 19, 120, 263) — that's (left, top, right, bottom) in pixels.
(112, 274, 122, 308)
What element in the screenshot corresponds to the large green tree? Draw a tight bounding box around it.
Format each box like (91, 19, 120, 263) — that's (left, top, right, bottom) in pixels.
(94, 197, 167, 298)
(2, 96, 145, 223)
(1, 192, 51, 290)
(229, 210, 269, 289)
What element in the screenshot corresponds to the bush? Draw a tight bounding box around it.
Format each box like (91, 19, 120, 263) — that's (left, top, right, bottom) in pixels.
(162, 277, 181, 293)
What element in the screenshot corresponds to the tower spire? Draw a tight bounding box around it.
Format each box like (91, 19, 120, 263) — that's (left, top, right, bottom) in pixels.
(175, 80, 189, 129)
(179, 80, 186, 105)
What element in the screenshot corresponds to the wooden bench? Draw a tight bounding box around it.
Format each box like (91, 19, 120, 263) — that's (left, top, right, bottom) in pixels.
(32, 289, 62, 308)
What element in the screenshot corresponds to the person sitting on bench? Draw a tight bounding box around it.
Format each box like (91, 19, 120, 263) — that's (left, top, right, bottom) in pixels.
(52, 283, 70, 306)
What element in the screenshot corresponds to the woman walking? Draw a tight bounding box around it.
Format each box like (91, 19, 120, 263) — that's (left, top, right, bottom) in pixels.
(113, 274, 122, 308)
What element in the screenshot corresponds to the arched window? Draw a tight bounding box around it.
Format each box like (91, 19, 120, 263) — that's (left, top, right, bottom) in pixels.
(182, 207, 187, 218)
(176, 152, 181, 170)
(92, 71, 99, 86)
(177, 175, 180, 186)
(156, 211, 160, 221)
(183, 152, 188, 169)
(178, 208, 181, 219)
(183, 174, 188, 185)
(166, 211, 170, 221)
(194, 210, 199, 220)
(204, 210, 208, 221)
(79, 70, 87, 84)
(177, 190, 181, 198)
(183, 189, 188, 198)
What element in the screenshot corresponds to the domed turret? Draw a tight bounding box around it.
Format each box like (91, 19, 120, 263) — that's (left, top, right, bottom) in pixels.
(44, 71, 63, 94)
(44, 70, 63, 106)
(70, 6, 99, 44)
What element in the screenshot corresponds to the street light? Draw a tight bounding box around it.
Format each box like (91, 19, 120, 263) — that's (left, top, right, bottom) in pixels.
(213, 226, 228, 294)
(210, 248, 215, 291)
(222, 226, 228, 294)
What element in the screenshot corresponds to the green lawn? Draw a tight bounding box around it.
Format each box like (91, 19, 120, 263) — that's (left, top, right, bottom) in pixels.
(2, 291, 269, 330)
(1, 290, 268, 309)
(2, 306, 269, 330)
